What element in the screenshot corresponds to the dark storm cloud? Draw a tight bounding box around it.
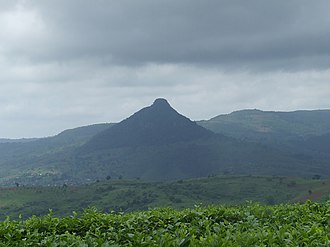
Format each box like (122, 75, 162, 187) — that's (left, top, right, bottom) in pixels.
(5, 0, 330, 70)
(1, 0, 330, 138)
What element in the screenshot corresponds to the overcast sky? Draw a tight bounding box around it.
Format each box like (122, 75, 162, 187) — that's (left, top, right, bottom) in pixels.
(1, 0, 330, 138)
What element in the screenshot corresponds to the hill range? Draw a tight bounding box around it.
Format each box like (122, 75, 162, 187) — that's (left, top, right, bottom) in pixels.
(0, 98, 329, 186)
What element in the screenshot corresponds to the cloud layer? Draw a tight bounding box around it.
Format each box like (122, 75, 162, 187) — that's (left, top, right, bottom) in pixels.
(1, 0, 330, 137)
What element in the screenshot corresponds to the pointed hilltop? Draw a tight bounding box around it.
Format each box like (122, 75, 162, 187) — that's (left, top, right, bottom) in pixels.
(82, 98, 214, 151)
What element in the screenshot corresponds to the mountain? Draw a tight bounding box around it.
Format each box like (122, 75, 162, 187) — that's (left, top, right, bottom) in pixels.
(0, 138, 38, 143)
(0, 123, 113, 159)
(75, 100, 329, 182)
(0, 123, 113, 185)
(294, 132, 330, 157)
(1, 101, 330, 186)
(198, 109, 330, 168)
(198, 109, 330, 142)
(81, 98, 213, 152)
(52, 123, 114, 146)
(76, 98, 218, 180)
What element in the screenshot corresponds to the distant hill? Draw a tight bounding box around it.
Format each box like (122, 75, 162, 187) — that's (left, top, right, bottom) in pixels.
(0, 123, 113, 159)
(74, 100, 329, 182)
(81, 98, 213, 151)
(198, 109, 330, 142)
(0, 138, 38, 143)
(0, 101, 330, 186)
(198, 109, 330, 162)
(51, 123, 114, 146)
(0, 123, 113, 185)
(295, 132, 330, 156)
(76, 98, 218, 180)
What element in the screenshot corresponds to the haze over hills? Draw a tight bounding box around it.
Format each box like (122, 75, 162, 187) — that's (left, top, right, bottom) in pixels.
(0, 99, 329, 186)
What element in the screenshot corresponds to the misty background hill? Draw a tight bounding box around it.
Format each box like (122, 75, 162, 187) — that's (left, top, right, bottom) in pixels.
(0, 99, 329, 186)
(198, 109, 330, 141)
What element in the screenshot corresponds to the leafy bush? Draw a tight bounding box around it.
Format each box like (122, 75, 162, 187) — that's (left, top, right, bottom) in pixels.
(0, 200, 329, 246)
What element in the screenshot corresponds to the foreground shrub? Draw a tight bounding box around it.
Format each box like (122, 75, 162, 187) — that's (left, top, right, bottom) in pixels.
(0, 200, 329, 246)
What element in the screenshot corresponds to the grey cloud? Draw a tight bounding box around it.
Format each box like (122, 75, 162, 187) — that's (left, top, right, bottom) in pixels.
(1, 0, 330, 138)
(2, 0, 329, 70)
(1, 63, 330, 138)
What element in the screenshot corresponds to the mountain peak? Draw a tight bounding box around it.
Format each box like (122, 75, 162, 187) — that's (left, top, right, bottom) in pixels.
(82, 99, 214, 150)
(150, 98, 173, 112)
(153, 98, 170, 106)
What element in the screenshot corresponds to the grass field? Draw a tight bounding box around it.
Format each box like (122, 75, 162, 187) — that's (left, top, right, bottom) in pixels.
(0, 175, 329, 220)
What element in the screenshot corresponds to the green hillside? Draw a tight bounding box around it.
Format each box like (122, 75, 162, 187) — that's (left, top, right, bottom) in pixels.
(0, 123, 113, 186)
(198, 109, 330, 141)
(1, 176, 329, 220)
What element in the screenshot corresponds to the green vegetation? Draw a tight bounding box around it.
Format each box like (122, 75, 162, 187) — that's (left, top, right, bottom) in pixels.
(0, 123, 113, 186)
(1, 176, 329, 220)
(0, 201, 329, 246)
(198, 109, 330, 140)
(198, 109, 330, 162)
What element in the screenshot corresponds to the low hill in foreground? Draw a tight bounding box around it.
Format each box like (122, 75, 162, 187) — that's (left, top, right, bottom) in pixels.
(1, 175, 329, 220)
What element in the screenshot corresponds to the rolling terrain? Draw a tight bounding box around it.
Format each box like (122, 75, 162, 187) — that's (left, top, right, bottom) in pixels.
(0, 99, 329, 186)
